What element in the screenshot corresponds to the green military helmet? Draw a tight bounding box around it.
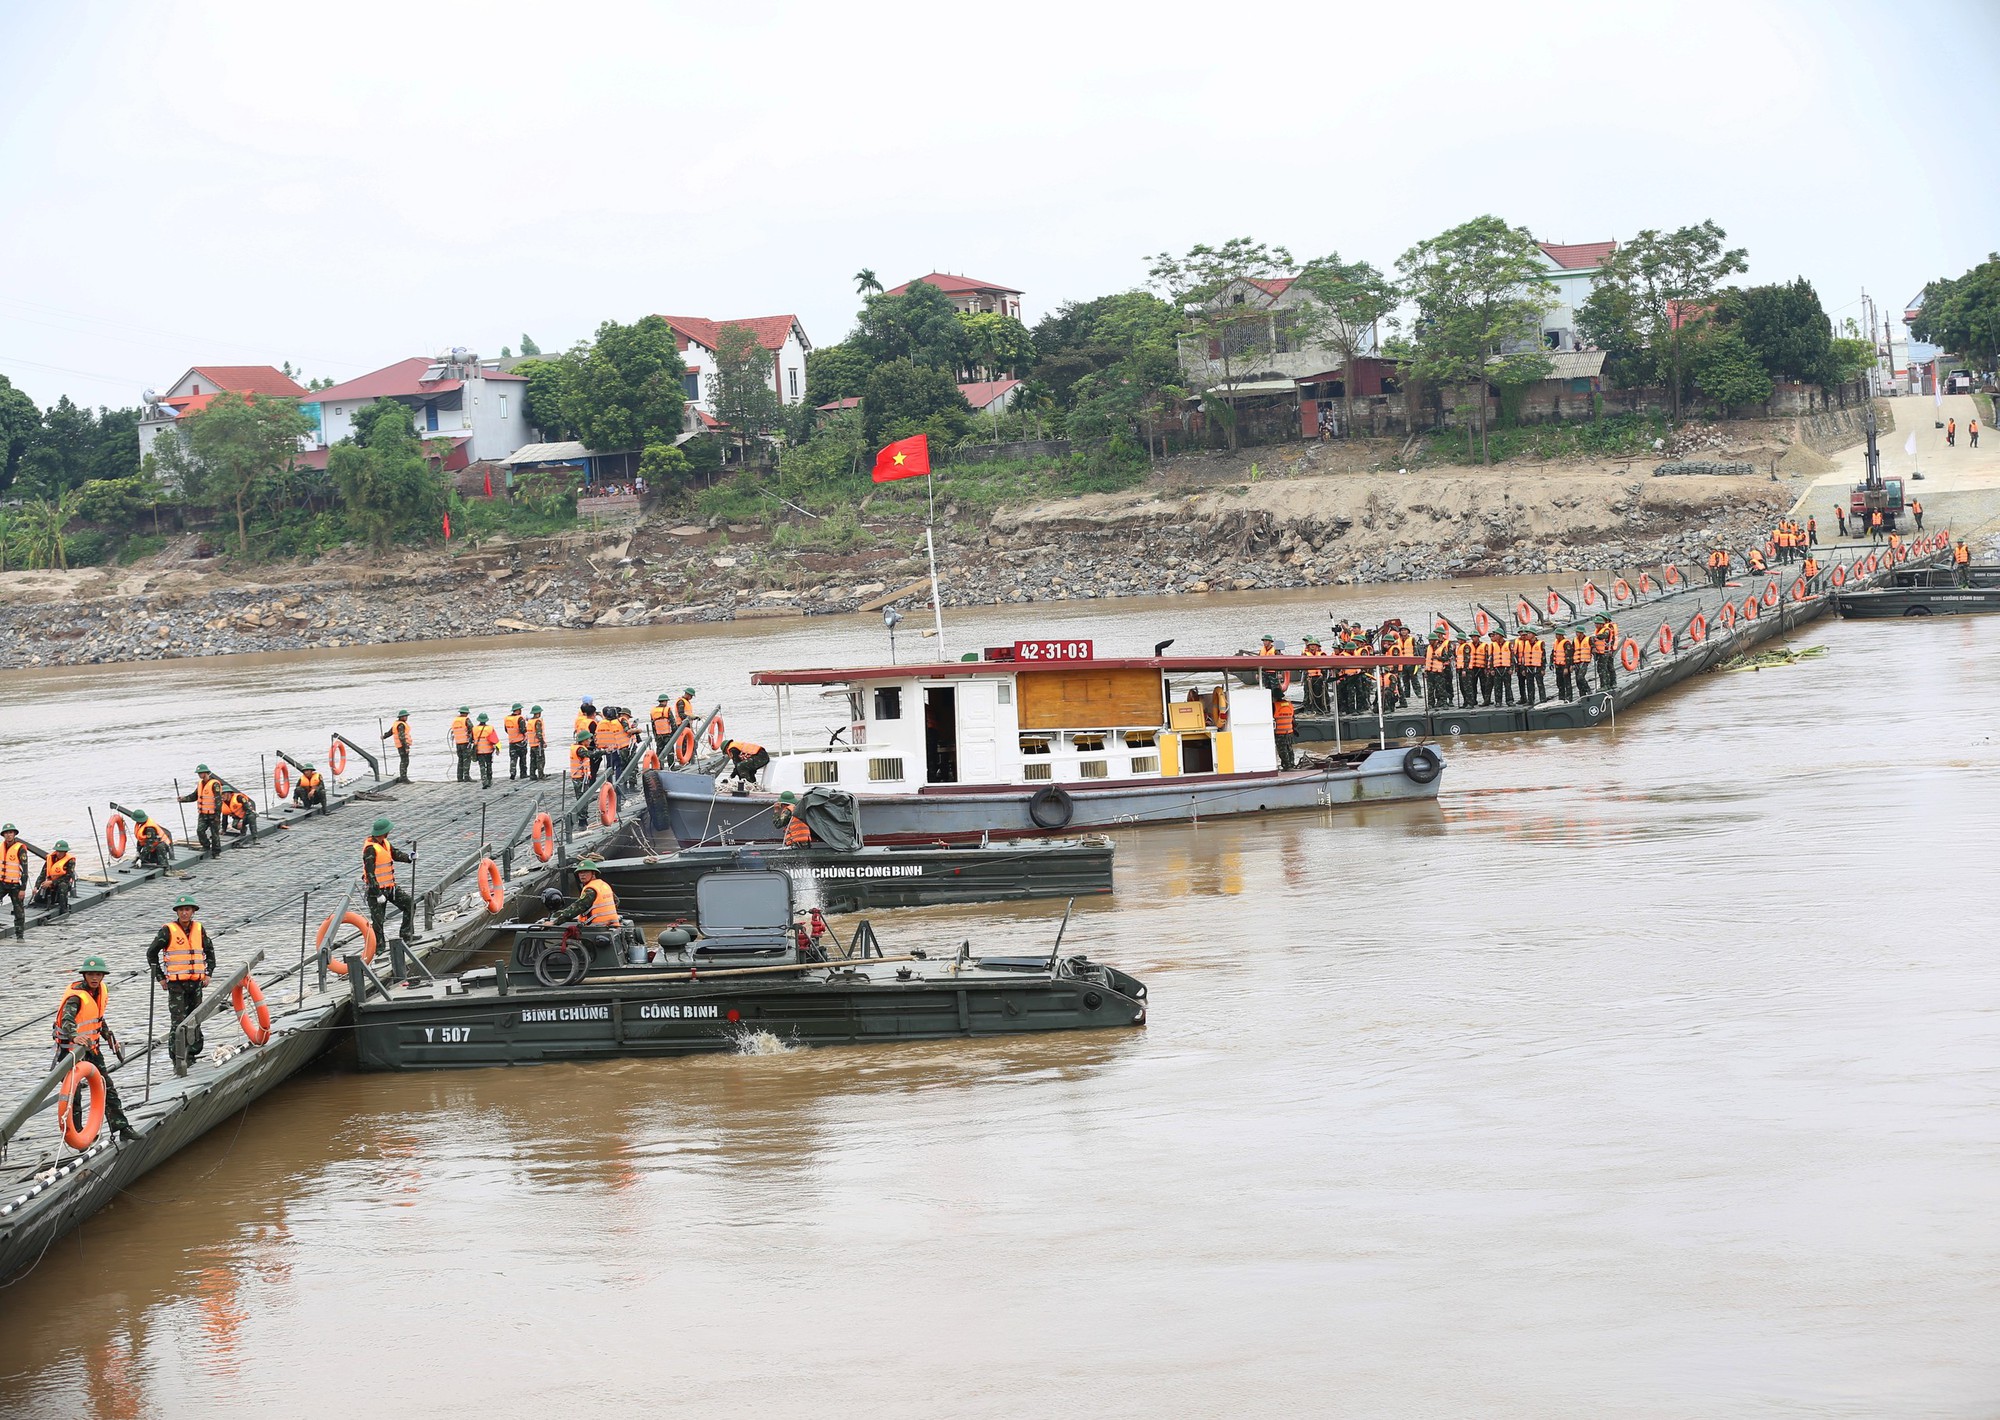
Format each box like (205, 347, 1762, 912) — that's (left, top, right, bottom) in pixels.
(196, 763, 210, 773)
(54, 839, 68, 850)
(576, 855, 604, 872)
(173, 894, 198, 909)
(458, 705, 470, 714)
(1260, 633, 1274, 641)
(477, 713, 489, 723)
(658, 693, 670, 703)
(79, 955, 110, 974)
(530, 705, 542, 714)
(372, 817, 393, 834)
(683, 687, 695, 696)
(575, 731, 592, 742)
(512, 702, 523, 711)
(397, 709, 410, 717)
(133, 810, 149, 823)
(779, 791, 796, 803)
(304, 762, 316, 771)
(0, 823, 13, 834)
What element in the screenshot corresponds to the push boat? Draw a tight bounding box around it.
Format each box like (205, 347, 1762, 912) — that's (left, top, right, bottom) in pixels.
(1834, 564, 2000, 618)
(348, 869, 1146, 1070)
(655, 639, 1445, 846)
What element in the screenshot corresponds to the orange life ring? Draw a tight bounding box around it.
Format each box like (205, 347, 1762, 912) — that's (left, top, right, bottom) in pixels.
(598, 782, 618, 827)
(1613, 578, 1632, 602)
(1832, 566, 1846, 587)
(1581, 582, 1598, 606)
(1864, 554, 1879, 574)
(1620, 639, 1639, 671)
(1213, 683, 1230, 728)
(1546, 591, 1561, 616)
(1657, 624, 1674, 655)
(1763, 582, 1779, 608)
(1638, 573, 1654, 594)
(641, 747, 660, 771)
(477, 857, 504, 914)
(1516, 598, 1535, 625)
(1688, 613, 1707, 644)
(1664, 565, 1681, 586)
(328, 741, 347, 776)
(1742, 595, 1760, 620)
(273, 762, 291, 798)
(319, 911, 377, 976)
(672, 726, 697, 766)
(1764, 540, 1777, 560)
(59, 1060, 106, 1150)
(1278, 671, 1291, 693)
(1474, 610, 1491, 636)
(232, 976, 271, 1046)
(1791, 578, 1807, 602)
(531, 812, 555, 863)
(1719, 601, 1737, 629)
(707, 716, 726, 750)
(105, 814, 128, 860)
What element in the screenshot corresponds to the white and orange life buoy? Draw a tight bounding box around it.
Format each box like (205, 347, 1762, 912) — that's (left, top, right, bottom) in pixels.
(319, 911, 378, 976)
(59, 1060, 106, 1150)
(104, 815, 128, 860)
(477, 857, 504, 914)
(327, 741, 347, 776)
(233, 977, 271, 1046)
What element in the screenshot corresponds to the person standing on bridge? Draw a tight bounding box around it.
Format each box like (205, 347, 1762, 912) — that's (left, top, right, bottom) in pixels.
(383, 710, 413, 782)
(54, 955, 136, 1142)
(1807, 515, 1818, 547)
(179, 765, 223, 859)
(1591, 616, 1619, 691)
(650, 695, 677, 756)
(147, 895, 215, 1074)
(1955, 539, 1972, 587)
(1517, 628, 1546, 705)
(1302, 637, 1330, 714)
(362, 818, 417, 948)
(471, 714, 501, 788)
(568, 732, 595, 828)
(1801, 552, 1820, 590)
(0, 824, 28, 938)
(449, 707, 474, 782)
(1707, 547, 1730, 587)
(504, 704, 529, 781)
(672, 687, 698, 731)
(1869, 509, 1885, 542)
(526, 706, 547, 780)
(1550, 631, 1575, 702)
(1569, 629, 1594, 696)
(1912, 499, 1924, 530)
(1485, 631, 1513, 707)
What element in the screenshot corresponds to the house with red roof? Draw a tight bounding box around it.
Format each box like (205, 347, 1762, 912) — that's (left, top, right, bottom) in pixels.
(659, 315, 812, 420)
(1534, 240, 1617, 353)
(885, 274, 1024, 321)
(138, 364, 309, 463)
(297, 349, 530, 466)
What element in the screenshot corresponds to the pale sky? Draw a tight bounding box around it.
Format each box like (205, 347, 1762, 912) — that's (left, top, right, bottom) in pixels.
(2, 0, 1995, 409)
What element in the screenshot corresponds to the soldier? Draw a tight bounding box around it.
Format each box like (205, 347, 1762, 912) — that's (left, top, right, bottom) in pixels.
(527, 705, 548, 780)
(1911, 499, 1924, 531)
(1550, 627, 1574, 702)
(34, 839, 77, 917)
(1955, 539, 1972, 587)
(1807, 515, 1818, 547)
(576, 700, 603, 780)
(362, 818, 417, 948)
(650, 695, 677, 755)
(1485, 631, 1512, 707)
(1423, 630, 1451, 709)
(1706, 548, 1730, 587)
(0, 823, 27, 938)
(504, 703, 530, 780)
(382, 709, 414, 782)
(672, 687, 698, 730)
(547, 856, 619, 929)
(773, 791, 810, 845)
(1570, 628, 1594, 696)
(1457, 632, 1480, 708)
(1272, 692, 1299, 769)
(293, 763, 328, 814)
(179, 764, 223, 858)
(471, 714, 502, 788)
(1514, 628, 1543, 705)
(449, 706, 474, 782)
(54, 955, 137, 1142)
(568, 732, 595, 828)
(133, 811, 174, 868)
(146, 894, 215, 1074)
(1301, 637, 1329, 714)
(1254, 634, 1283, 694)
(722, 739, 770, 786)
(1591, 615, 1620, 690)
(220, 788, 256, 840)
(1834, 504, 1847, 538)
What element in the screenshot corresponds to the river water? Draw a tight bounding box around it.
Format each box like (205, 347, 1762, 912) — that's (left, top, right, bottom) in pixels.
(1, 584, 1996, 1417)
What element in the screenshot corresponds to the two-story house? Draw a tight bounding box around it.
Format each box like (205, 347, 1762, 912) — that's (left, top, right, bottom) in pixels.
(1533, 241, 1617, 352)
(296, 351, 531, 469)
(660, 315, 812, 416)
(885, 274, 1024, 320)
(137, 365, 309, 464)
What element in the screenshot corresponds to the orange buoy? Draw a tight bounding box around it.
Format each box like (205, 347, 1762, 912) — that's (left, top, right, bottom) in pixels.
(1743, 595, 1760, 620)
(318, 911, 378, 976)
(59, 1060, 106, 1150)
(672, 726, 697, 766)
(104, 815, 128, 860)
(1763, 582, 1779, 608)
(477, 857, 504, 914)
(598, 782, 618, 826)
(706, 716, 727, 750)
(531, 812, 555, 863)
(1516, 598, 1535, 625)
(273, 762, 291, 798)
(1546, 591, 1561, 616)
(232, 977, 271, 1046)
(1581, 582, 1599, 606)
(1620, 639, 1639, 671)
(641, 747, 660, 771)
(1832, 565, 1846, 586)
(1613, 578, 1632, 602)
(327, 740, 347, 776)
(1657, 624, 1674, 655)
(1719, 601, 1737, 629)
(1791, 578, 1807, 602)
(1664, 565, 1681, 586)
(1688, 613, 1708, 644)
(1638, 573, 1654, 594)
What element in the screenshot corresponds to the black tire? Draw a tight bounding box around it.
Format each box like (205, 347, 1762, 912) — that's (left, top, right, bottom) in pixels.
(1028, 784, 1074, 830)
(1904, 606, 1932, 617)
(1401, 745, 1443, 785)
(533, 941, 589, 988)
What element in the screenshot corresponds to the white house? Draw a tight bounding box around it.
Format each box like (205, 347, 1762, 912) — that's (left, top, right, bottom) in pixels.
(296, 351, 531, 469)
(958, 379, 1021, 415)
(1177, 276, 1382, 390)
(1533, 241, 1616, 352)
(137, 365, 309, 464)
(885, 273, 1025, 321)
(659, 315, 812, 416)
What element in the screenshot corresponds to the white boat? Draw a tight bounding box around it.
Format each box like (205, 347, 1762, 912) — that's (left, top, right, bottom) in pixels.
(655, 642, 1445, 846)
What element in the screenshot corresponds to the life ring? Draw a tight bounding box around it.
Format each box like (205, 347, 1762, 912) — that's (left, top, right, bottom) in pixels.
(1620, 639, 1639, 671)
(1864, 554, 1879, 574)
(272, 762, 291, 798)
(1546, 591, 1561, 616)
(328, 741, 347, 776)
(1401, 745, 1442, 785)
(672, 726, 697, 766)
(1516, 598, 1535, 625)
(1719, 601, 1737, 629)
(1765, 540, 1777, 560)
(1688, 613, 1707, 644)
(707, 716, 726, 750)
(104, 815, 128, 860)
(1664, 565, 1681, 586)
(1582, 582, 1599, 606)
(319, 911, 378, 976)
(477, 857, 504, 913)
(1213, 684, 1229, 727)
(59, 1060, 106, 1150)
(232, 976, 271, 1046)
(1473, 610, 1490, 636)
(1278, 670, 1291, 693)
(1638, 573, 1654, 594)
(1763, 582, 1779, 608)
(1657, 624, 1674, 655)
(1742, 595, 1760, 620)
(1791, 578, 1807, 602)
(1613, 578, 1632, 602)
(1028, 784, 1075, 830)
(531, 812, 555, 863)
(598, 782, 618, 826)
(1832, 566, 1846, 587)
(641, 747, 660, 771)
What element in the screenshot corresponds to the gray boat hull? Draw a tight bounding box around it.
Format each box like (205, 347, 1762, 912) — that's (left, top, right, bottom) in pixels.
(651, 744, 1444, 847)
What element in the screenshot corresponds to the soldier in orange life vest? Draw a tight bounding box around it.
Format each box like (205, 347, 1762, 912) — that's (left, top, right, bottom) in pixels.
(0, 823, 28, 938)
(1549, 628, 1574, 701)
(133, 810, 174, 868)
(504, 704, 529, 781)
(1955, 539, 1972, 586)
(220, 787, 257, 840)
(1514, 629, 1545, 705)
(547, 856, 619, 928)
(594, 705, 634, 794)
(293, 762, 328, 813)
(382, 709, 414, 782)
(1301, 636, 1330, 714)
(55, 954, 136, 1141)
(568, 732, 595, 827)
(1591, 615, 1619, 689)
(672, 687, 698, 730)
(773, 792, 814, 847)
(362, 817, 417, 947)
(147, 894, 216, 1073)
(34, 839, 77, 918)
(471, 714, 502, 788)
(650, 695, 677, 755)
(1569, 629, 1594, 696)
(1806, 515, 1818, 546)
(1254, 634, 1283, 694)
(179, 764, 223, 858)
(1271, 693, 1298, 769)
(723, 739, 769, 787)
(1483, 631, 1511, 707)
(576, 699, 603, 779)
(450, 706, 474, 782)
(526, 705, 547, 780)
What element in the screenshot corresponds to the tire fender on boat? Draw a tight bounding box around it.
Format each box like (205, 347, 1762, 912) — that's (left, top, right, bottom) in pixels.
(1029, 784, 1075, 830)
(1400, 745, 1443, 785)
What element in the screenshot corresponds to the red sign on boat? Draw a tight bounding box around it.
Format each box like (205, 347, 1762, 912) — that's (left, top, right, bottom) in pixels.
(1013, 639, 1095, 662)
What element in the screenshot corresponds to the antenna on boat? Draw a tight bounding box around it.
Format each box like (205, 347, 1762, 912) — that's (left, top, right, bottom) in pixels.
(1047, 896, 1075, 970)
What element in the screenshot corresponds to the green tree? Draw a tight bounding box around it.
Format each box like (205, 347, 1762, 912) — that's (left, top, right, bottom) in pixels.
(1722, 278, 1834, 386)
(328, 400, 447, 549)
(13, 488, 83, 569)
(957, 312, 1036, 380)
(709, 322, 785, 461)
(638, 442, 691, 492)
(183, 392, 314, 554)
(1292, 253, 1400, 438)
(804, 342, 874, 408)
(516, 353, 582, 441)
(519, 333, 542, 357)
(854, 269, 882, 297)
(862, 359, 970, 446)
(1398, 216, 1554, 464)
(1828, 336, 1875, 386)
(1911, 255, 2000, 369)
(569, 316, 688, 452)
(1690, 329, 1774, 414)
(1148, 237, 1296, 451)
(1577, 222, 1748, 417)
(1030, 291, 1181, 409)
(852, 281, 971, 373)
(73, 473, 156, 526)
(0, 374, 37, 494)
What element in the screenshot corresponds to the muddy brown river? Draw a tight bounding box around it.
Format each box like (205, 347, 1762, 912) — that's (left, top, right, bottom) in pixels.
(1, 583, 1996, 1417)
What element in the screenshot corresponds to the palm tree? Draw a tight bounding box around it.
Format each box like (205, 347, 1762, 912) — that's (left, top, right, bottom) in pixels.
(854, 269, 883, 298)
(14, 488, 80, 570)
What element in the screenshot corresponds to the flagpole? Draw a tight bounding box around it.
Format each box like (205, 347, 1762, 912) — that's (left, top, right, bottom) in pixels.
(925, 468, 945, 661)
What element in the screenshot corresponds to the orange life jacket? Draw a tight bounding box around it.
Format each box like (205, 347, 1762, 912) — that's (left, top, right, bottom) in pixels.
(392, 720, 412, 749)
(0, 840, 24, 886)
(365, 837, 396, 890)
(1272, 701, 1296, 733)
(450, 715, 471, 745)
(504, 713, 526, 744)
(56, 981, 107, 1049)
(44, 850, 74, 882)
(527, 715, 545, 748)
(783, 816, 812, 847)
(298, 771, 324, 796)
(197, 777, 217, 814)
(596, 717, 631, 751)
(569, 745, 591, 780)
(162, 922, 209, 982)
(579, 877, 619, 926)
(472, 724, 500, 754)
(650, 705, 674, 736)
(137, 821, 172, 851)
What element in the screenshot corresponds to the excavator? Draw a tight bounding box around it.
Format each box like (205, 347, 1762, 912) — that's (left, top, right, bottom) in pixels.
(1847, 408, 1906, 533)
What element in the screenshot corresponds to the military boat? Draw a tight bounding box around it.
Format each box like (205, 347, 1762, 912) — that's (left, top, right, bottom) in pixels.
(1835, 564, 2000, 618)
(349, 869, 1146, 1070)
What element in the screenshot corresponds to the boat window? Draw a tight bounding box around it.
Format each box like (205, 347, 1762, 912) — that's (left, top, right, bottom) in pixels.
(1019, 736, 1052, 755)
(1072, 733, 1106, 752)
(1130, 755, 1160, 774)
(873, 687, 902, 720)
(996, 683, 1012, 704)
(1078, 760, 1109, 778)
(868, 756, 905, 781)
(803, 761, 839, 784)
(1123, 730, 1156, 749)
(1023, 762, 1052, 781)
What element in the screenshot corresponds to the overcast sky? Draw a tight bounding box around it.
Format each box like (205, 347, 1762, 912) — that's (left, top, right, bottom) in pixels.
(2, 0, 1995, 409)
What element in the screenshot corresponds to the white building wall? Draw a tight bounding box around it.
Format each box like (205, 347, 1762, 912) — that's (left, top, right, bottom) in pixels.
(464, 375, 532, 462)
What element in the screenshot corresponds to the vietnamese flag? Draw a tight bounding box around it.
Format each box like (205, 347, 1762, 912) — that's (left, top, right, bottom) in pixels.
(872, 434, 931, 483)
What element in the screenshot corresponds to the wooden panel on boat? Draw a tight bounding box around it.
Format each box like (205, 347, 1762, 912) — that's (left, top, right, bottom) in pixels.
(1017, 668, 1164, 731)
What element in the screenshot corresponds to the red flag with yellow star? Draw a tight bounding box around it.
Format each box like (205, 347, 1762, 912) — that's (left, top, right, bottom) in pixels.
(871, 434, 931, 483)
